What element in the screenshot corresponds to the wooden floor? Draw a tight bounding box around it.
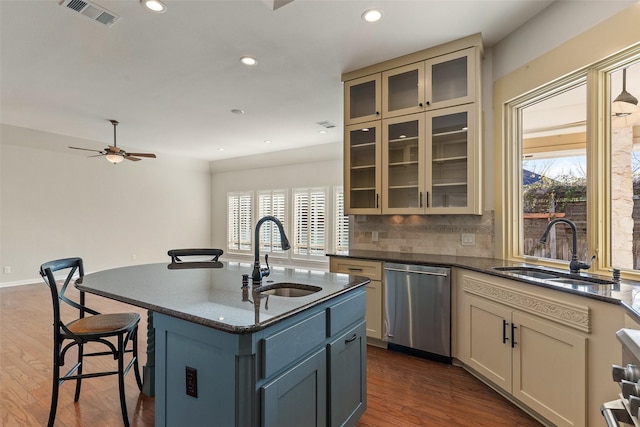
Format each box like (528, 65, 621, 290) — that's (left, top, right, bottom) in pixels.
(1, 283, 542, 426)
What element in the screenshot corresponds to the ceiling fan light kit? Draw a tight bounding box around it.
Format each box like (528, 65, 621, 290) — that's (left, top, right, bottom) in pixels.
(105, 153, 124, 164)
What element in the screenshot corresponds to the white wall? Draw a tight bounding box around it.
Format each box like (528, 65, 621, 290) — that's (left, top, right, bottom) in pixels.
(0, 124, 212, 286)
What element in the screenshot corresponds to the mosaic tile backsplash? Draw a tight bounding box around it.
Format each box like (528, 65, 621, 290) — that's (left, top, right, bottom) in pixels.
(350, 211, 495, 257)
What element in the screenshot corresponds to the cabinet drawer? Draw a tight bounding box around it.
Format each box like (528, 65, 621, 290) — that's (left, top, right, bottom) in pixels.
(327, 288, 366, 336)
(261, 311, 326, 379)
(330, 258, 383, 281)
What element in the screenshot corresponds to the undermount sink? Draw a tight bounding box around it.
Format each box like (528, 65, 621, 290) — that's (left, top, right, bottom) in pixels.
(492, 266, 615, 288)
(255, 282, 322, 298)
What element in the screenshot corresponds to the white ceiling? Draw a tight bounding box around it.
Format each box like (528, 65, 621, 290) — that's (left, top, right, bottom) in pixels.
(1, 0, 555, 162)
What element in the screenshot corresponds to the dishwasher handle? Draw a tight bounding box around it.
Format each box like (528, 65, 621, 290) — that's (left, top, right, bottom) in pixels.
(384, 266, 448, 277)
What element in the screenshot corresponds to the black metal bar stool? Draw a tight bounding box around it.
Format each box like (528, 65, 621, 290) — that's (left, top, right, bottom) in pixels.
(39, 257, 143, 426)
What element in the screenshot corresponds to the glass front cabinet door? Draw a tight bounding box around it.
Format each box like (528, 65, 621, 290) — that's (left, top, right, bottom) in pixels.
(425, 47, 477, 110)
(382, 114, 424, 214)
(345, 122, 382, 214)
(425, 103, 480, 214)
(344, 74, 381, 125)
(382, 63, 424, 119)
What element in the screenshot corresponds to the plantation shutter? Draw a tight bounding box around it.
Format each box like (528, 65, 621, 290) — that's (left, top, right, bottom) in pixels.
(334, 187, 349, 255)
(258, 190, 287, 254)
(227, 192, 253, 252)
(294, 188, 327, 258)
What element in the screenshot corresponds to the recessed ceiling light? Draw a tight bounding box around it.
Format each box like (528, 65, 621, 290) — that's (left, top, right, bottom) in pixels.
(264, 140, 272, 144)
(141, 0, 166, 13)
(319, 130, 327, 134)
(231, 109, 245, 115)
(362, 9, 382, 23)
(218, 148, 225, 152)
(240, 56, 258, 66)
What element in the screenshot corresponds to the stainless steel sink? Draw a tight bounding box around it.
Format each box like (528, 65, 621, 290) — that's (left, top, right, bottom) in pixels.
(492, 266, 614, 288)
(492, 266, 560, 280)
(255, 283, 322, 297)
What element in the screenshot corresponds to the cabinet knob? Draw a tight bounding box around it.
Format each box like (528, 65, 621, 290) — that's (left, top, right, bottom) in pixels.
(376, 111, 380, 115)
(426, 101, 431, 106)
(419, 103, 423, 108)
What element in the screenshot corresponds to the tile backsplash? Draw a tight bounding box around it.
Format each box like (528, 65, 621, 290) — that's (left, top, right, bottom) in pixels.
(350, 211, 494, 257)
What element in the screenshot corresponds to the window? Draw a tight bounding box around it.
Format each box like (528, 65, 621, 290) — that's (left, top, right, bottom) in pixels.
(227, 192, 252, 253)
(503, 45, 640, 276)
(610, 63, 640, 270)
(226, 186, 348, 265)
(258, 190, 287, 256)
(520, 82, 588, 263)
(293, 188, 327, 259)
(334, 186, 349, 255)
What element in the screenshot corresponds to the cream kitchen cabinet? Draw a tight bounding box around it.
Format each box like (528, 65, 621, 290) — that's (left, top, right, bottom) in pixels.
(342, 34, 483, 215)
(344, 74, 381, 126)
(380, 104, 480, 214)
(382, 47, 478, 119)
(382, 114, 424, 214)
(426, 103, 480, 214)
(344, 122, 382, 214)
(460, 273, 587, 427)
(329, 257, 384, 341)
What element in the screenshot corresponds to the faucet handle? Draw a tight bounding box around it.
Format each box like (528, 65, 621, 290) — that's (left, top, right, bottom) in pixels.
(261, 254, 271, 278)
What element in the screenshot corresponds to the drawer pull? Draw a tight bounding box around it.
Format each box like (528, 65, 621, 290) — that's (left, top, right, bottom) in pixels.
(345, 334, 358, 344)
(347, 267, 363, 272)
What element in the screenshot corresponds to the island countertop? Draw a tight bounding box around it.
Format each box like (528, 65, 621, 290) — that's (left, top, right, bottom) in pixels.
(76, 261, 369, 333)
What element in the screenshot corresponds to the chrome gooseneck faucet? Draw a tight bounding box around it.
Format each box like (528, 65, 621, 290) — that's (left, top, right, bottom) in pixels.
(251, 216, 291, 285)
(540, 218, 595, 274)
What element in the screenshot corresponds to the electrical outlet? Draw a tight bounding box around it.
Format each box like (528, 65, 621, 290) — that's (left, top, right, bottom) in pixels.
(3, 266, 10, 274)
(372, 231, 379, 242)
(131, 254, 137, 261)
(186, 366, 198, 398)
(461, 233, 475, 246)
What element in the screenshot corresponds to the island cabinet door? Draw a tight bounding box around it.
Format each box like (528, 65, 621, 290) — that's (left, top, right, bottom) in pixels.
(261, 348, 327, 427)
(328, 320, 367, 427)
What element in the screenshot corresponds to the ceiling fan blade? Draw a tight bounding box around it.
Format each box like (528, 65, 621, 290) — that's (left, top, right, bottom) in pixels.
(126, 153, 156, 158)
(88, 154, 105, 158)
(69, 146, 104, 154)
(124, 155, 142, 161)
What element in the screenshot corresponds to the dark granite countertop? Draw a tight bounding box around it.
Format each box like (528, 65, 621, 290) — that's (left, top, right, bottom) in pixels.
(329, 250, 640, 322)
(76, 261, 368, 333)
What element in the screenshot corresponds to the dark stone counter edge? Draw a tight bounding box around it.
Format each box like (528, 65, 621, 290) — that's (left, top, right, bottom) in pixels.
(76, 276, 370, 334)
(328, 250, 640, 323)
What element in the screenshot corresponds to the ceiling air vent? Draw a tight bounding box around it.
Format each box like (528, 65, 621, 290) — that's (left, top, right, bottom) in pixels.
(61, 0, 119, 27)
(317, 121, 336, 129)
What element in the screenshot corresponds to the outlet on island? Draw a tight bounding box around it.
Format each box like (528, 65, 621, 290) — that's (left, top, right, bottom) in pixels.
(372, 231, 379, 242)
(186, 366, 198, 398)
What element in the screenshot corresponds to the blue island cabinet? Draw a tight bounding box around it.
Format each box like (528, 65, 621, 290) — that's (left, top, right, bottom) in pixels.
(154, 287, 367, 427)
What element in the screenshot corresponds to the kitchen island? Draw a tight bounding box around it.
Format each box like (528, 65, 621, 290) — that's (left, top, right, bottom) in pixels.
(77, 261, 369, 427)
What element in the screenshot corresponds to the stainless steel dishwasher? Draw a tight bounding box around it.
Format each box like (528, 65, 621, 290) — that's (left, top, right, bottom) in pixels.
(384, 263, 451, 361)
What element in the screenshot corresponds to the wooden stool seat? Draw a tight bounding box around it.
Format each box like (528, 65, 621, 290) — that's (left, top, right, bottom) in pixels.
(67, 312, 141, 335)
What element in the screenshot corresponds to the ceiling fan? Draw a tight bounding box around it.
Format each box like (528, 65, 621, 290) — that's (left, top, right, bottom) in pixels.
(69, 120, 157, 164)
